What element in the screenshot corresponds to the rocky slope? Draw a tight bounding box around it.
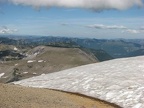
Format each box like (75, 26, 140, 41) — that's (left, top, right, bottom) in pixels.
(0, 46, 98, 83)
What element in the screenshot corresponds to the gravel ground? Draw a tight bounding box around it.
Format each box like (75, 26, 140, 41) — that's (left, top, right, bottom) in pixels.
(0, 83, 119, 108)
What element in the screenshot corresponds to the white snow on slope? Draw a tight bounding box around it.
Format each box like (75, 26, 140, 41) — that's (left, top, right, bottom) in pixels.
(27, 60, 36, 63)
(38, 60, 44, 63)
(0, 73, 4, 78)
(14, 47, 18, 51)
(13, 56, 144, 108)
(23, 72, 28, 74)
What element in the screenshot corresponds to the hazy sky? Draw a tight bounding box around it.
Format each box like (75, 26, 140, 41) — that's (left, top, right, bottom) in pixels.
(0, 0, 144, 39)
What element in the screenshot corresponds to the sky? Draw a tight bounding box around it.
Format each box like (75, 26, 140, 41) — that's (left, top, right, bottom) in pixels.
(0, 0, 144, 39)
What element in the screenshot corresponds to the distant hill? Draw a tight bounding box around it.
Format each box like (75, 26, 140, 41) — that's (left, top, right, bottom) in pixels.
(42, 37, 144, 58)
(0, 46, 98, 83)
(71, 39, 143, 58)
(81, 48, 113, 62)
(123, 39, 144, 46)
(0, 37, 17, 45)
(46, 41, 80, 48)
(46, 41, 113, 61)
(128, 49, 144, 57)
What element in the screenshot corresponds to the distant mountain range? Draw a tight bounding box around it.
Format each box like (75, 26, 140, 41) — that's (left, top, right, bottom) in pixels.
(0, 35, 144, 58)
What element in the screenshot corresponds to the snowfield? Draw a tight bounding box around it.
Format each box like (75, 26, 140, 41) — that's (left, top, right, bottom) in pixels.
(13, 56, 144, 108)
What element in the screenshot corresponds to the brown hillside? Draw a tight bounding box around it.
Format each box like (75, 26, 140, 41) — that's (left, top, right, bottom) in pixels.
(0, 46, 98, 83)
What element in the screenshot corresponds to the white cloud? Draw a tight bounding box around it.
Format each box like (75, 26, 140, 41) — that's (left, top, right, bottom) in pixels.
(87, 24, 144, 34)
(124, 29, 144, 34)
(87, 24, 127, 29)
(126, 29, 140, 34)
(8, 0, 144, 11)
(0, 26, 18, 34)
(124, 26, 144, 34)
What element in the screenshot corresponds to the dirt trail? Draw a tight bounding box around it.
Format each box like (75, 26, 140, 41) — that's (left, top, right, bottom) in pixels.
(0, 83, 120, 108)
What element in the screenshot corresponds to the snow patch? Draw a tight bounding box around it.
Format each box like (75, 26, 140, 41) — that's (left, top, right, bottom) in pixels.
(38, 60, 44, 63)
(23, 72, 28, 74)
(41, 73, 45, 76)
(27, 60, 36, 63)
(34, 52, 39, 56)
(13, 56, 144, 108)
(15, 63, 18, 66)
(14, 47, 18, 51)
(0, 73, 4, 78)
